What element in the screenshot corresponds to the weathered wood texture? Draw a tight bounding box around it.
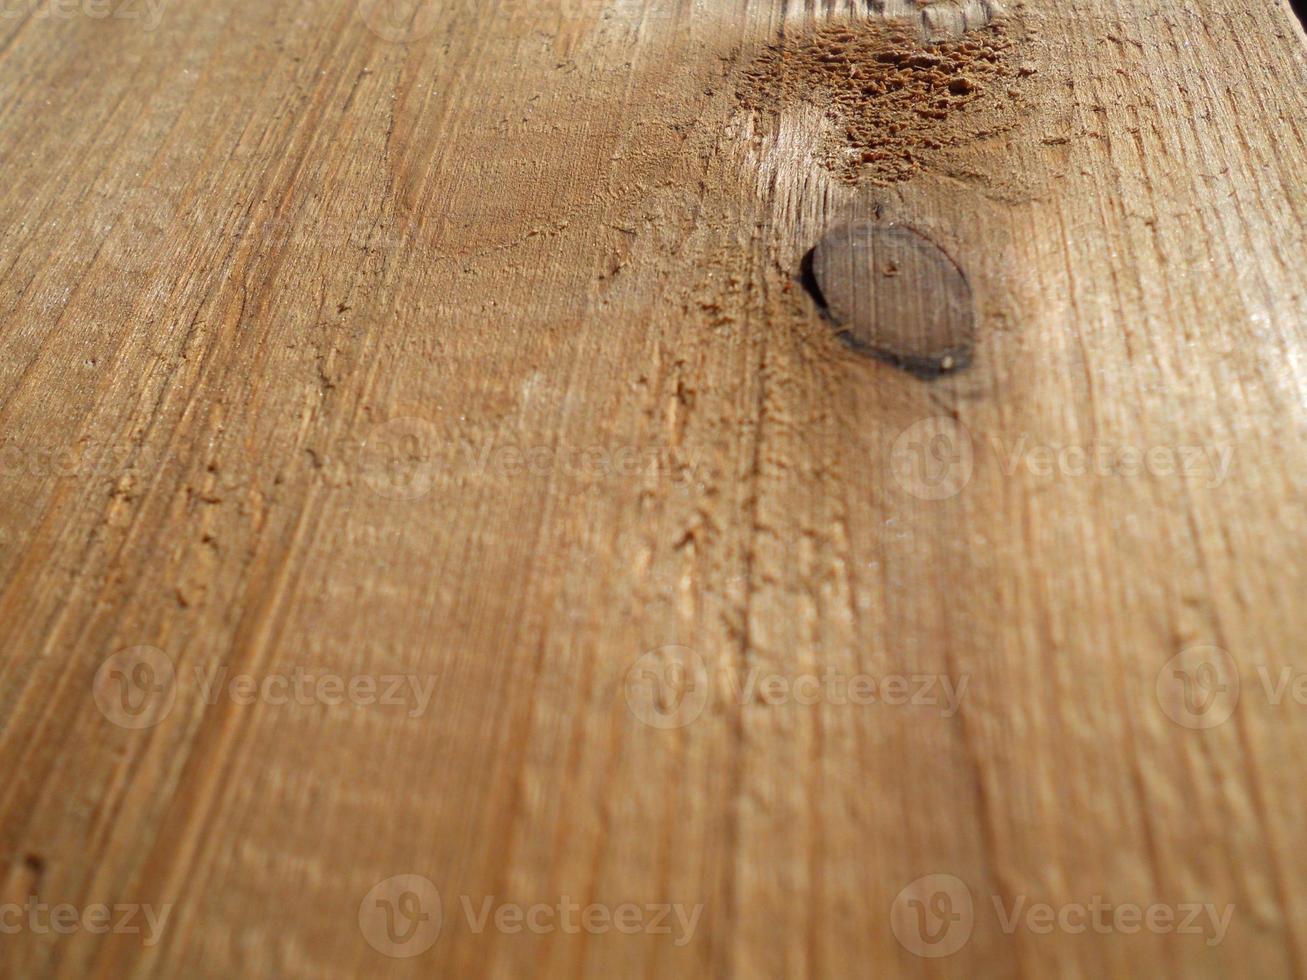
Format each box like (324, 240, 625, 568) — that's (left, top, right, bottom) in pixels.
(1, 0, 1306, 977)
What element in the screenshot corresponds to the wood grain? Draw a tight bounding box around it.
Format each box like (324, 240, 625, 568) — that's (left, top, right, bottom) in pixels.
(1, 0, 1305, 977)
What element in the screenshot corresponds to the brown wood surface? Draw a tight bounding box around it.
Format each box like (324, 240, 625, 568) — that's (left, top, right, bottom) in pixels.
(812, 220, 976, 374)
(1, 0, 1306, 977)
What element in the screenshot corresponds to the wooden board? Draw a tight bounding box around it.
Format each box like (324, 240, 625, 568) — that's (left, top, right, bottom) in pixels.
(1, 0, 1305, 976)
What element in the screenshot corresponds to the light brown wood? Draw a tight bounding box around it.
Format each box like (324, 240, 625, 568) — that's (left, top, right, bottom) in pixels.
(1, 0, 1306, 977)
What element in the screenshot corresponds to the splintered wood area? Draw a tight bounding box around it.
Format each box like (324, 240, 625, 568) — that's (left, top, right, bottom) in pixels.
(1, 0, 1305, 977)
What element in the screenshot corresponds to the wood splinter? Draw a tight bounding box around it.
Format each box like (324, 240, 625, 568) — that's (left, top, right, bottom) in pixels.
(810, 220, 975, 378)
